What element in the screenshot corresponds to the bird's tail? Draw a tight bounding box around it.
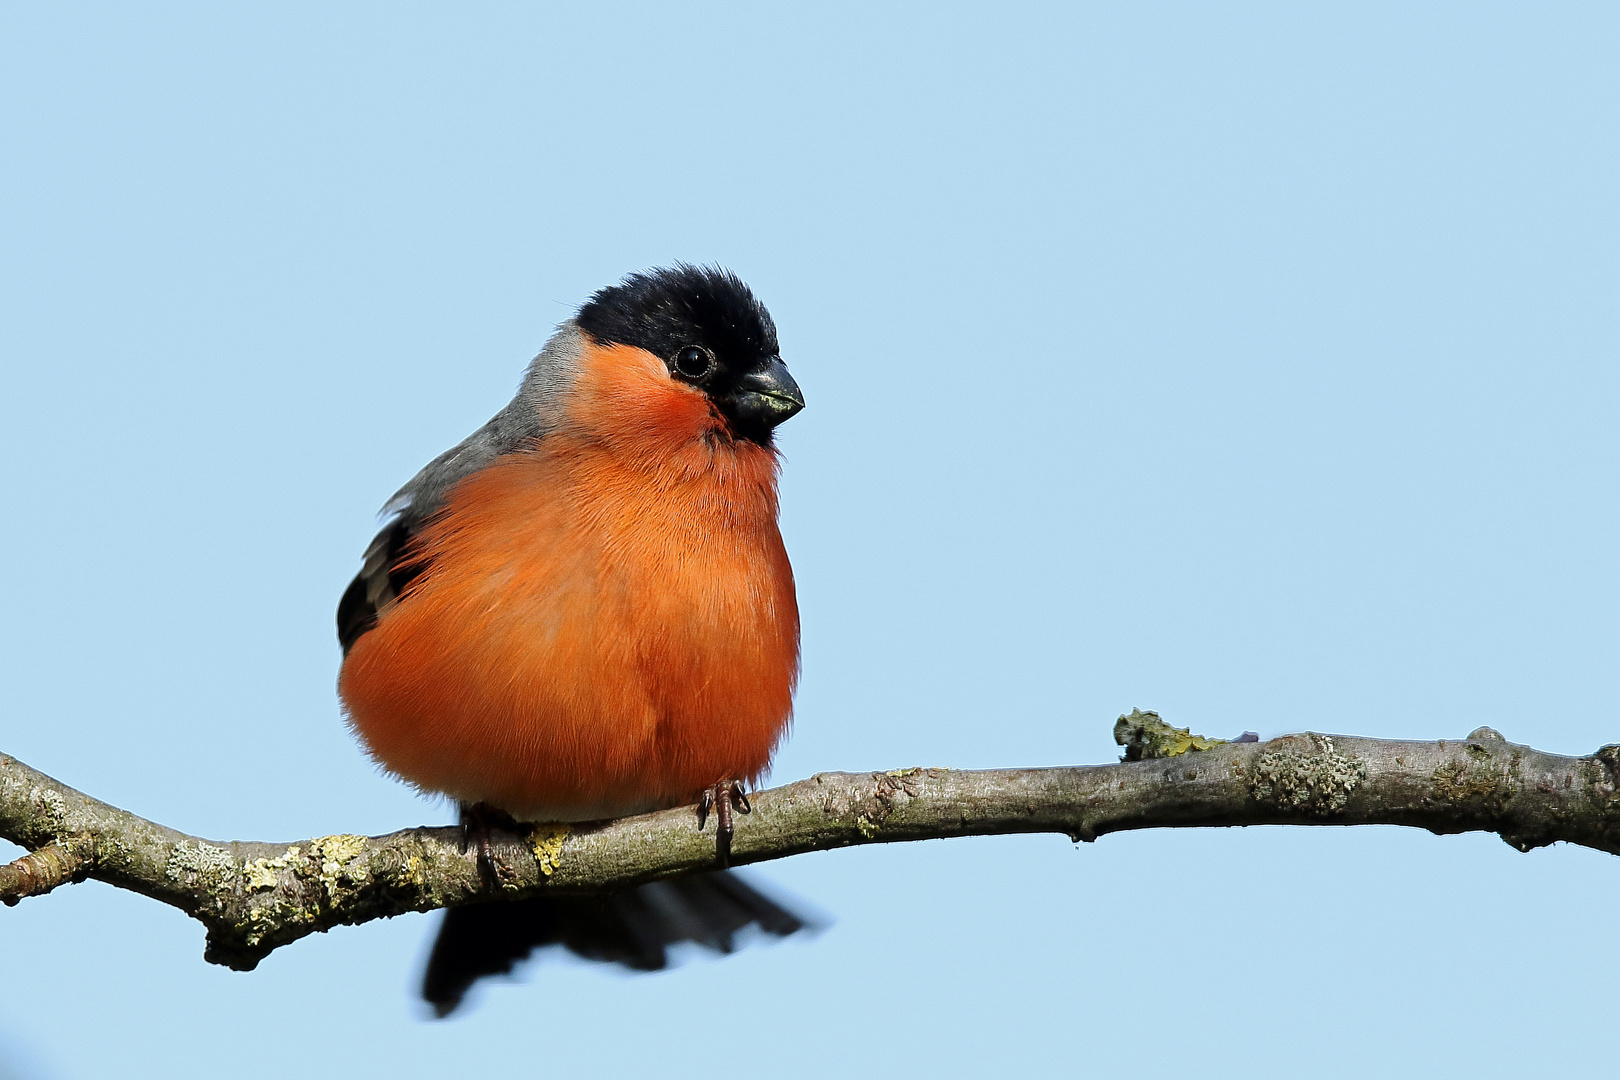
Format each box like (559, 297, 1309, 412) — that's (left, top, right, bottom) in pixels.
(421, 871, 809, 1017)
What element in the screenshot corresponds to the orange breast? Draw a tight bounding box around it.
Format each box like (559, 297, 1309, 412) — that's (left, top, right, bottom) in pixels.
(339, 344, 799, 820)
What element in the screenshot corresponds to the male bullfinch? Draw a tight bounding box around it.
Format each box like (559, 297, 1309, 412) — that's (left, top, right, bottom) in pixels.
(336, 266, 808, 1015)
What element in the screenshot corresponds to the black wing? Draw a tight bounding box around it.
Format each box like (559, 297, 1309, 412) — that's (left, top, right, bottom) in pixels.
(336, 516, 430, 655)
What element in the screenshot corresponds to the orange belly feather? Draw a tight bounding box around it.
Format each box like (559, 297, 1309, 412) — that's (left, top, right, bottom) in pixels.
(339, 343, 799, 820)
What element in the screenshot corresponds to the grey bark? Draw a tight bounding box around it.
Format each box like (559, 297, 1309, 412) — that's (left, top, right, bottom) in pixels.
(3, 723, 1619, 971)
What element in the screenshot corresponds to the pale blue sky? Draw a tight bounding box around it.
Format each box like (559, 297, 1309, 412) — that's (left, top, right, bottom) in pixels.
(2, 4, 1616, 1077)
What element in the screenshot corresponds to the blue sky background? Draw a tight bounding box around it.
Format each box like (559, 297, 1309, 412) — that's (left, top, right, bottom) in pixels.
(2, 4, 1616, 1077)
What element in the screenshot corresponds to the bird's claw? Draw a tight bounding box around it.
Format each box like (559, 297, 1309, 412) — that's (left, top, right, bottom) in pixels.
(460, 802, 520, 882)
(695, 780, 751, 868)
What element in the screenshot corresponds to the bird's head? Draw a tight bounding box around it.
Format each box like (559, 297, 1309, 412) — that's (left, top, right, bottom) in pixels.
(572, 265, 804, 447)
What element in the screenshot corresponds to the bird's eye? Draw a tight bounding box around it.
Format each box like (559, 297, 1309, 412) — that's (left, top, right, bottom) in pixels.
(672, 346, 714, 381)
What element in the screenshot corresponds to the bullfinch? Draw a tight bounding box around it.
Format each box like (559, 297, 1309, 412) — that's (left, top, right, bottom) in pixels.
(336, 265, 808, 1015)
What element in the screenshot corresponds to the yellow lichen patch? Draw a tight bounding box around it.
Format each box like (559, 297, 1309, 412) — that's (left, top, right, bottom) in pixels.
(1114, 709, 1227, 760)
(307, 835, 369, 898)
(855, 814, 882, 839)
(310, 835, 367, 871)
(1159, 730, 1224, 756)
(526, 824, 570, 876)
(242, 893, 317, 947)
(242, 845, 304, 892)
(244, 862, 280, 891)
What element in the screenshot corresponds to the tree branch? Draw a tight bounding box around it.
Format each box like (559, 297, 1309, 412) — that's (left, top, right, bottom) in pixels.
(4, 721, 1619, 970)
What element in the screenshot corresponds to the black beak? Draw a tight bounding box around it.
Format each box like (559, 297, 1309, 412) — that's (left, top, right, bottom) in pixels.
(729, 356, 805, 432)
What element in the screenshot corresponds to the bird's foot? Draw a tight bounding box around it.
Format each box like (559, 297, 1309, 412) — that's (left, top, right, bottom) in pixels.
(460, 802, 522, 883)
(696, 780, 751, 868)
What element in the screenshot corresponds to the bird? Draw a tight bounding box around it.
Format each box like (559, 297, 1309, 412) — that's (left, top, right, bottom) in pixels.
(335, 265, 810, 1016)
